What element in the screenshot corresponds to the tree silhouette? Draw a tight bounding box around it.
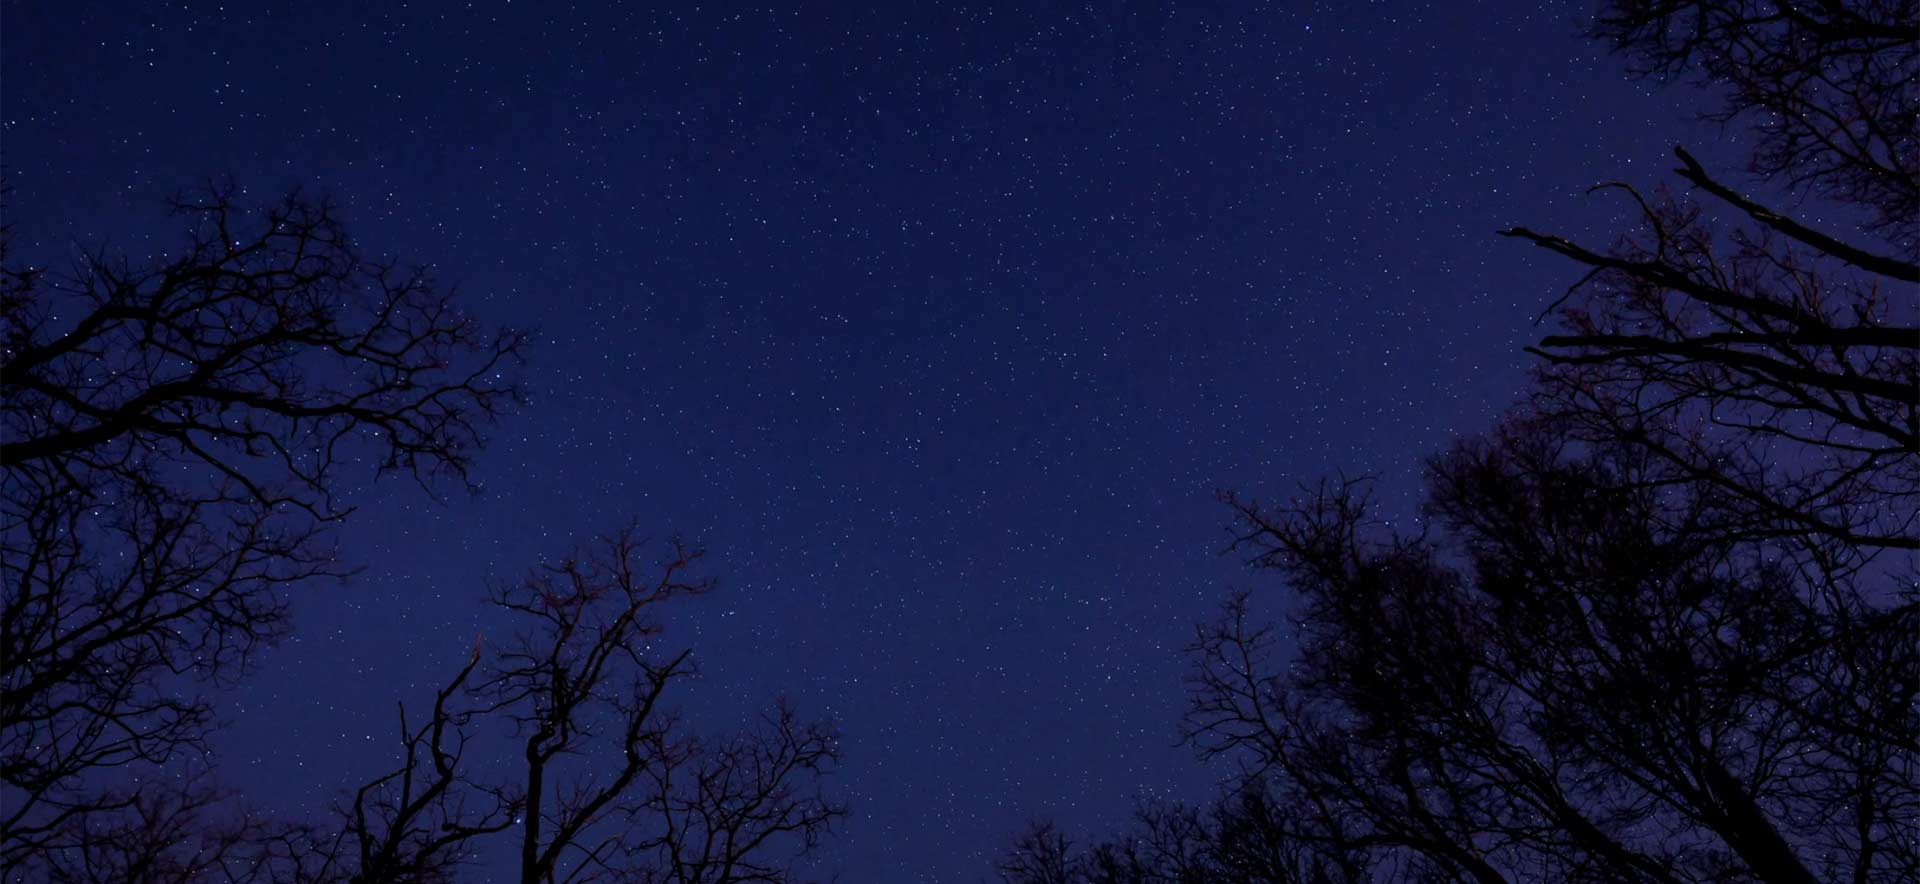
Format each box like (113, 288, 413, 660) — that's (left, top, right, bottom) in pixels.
(1, 187, 526, 878)
(995, 820, 1076, 884)
(2, 186, 842, 884)
(1504, 0, 1916, 558)
(994, 790, 1366, 884)
(1005, 1, 1916, 881)
(1198, 420, 1914, 882)
(301, 529, 844, 884)
(1592, 0, 1917, 245)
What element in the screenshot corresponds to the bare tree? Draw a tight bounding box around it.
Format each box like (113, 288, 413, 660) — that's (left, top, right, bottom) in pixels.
(484, 530, 842, 884)
(1592, 0, 1917, 244)
(314, 641, 524, 884)
(25, 768, 297, 884)
(1191, 416, 1916, 883)
(1502, 0, 1917, 559)
(3, 190, 840, 884)
(1, 187, 525, 878)
(1008, 2, 1917, 881)
(1501, 161, 1917, 558)
(623, 699, 844, 884)
(995, 821, 1077, 884)
(300, 529, 844, 884)
(1181, 2, 1918, 875)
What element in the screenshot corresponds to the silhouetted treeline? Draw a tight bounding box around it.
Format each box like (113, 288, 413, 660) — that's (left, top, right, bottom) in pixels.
(997, 2, 1918, 882)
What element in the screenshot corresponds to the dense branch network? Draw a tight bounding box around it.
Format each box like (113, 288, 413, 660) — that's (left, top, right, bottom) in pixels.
(1, 188, 526, 880)
(3, 188, 842, 884)
(998, 2, 1918, 881)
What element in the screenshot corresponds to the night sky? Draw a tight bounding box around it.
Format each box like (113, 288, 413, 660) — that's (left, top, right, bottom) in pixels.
(3, 2, 1719, 880)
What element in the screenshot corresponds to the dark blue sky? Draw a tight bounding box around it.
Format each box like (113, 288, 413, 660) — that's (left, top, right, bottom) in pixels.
(4, 2, 1714, 880)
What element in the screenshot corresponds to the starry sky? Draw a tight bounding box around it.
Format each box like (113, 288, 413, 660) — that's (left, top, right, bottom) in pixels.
(3, 2, 1719, 880)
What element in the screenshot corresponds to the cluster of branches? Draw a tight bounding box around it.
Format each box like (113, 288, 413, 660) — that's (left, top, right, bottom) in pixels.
(1592, 0, 1917, 245)
(995, 788, 1365, 884)
(275, 531, 843, 884)
(1, 187, 526, 878)
(999, 1, 1916, 881)
(1, 192, 843, 882)
(1505, 0, 1917, 559)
